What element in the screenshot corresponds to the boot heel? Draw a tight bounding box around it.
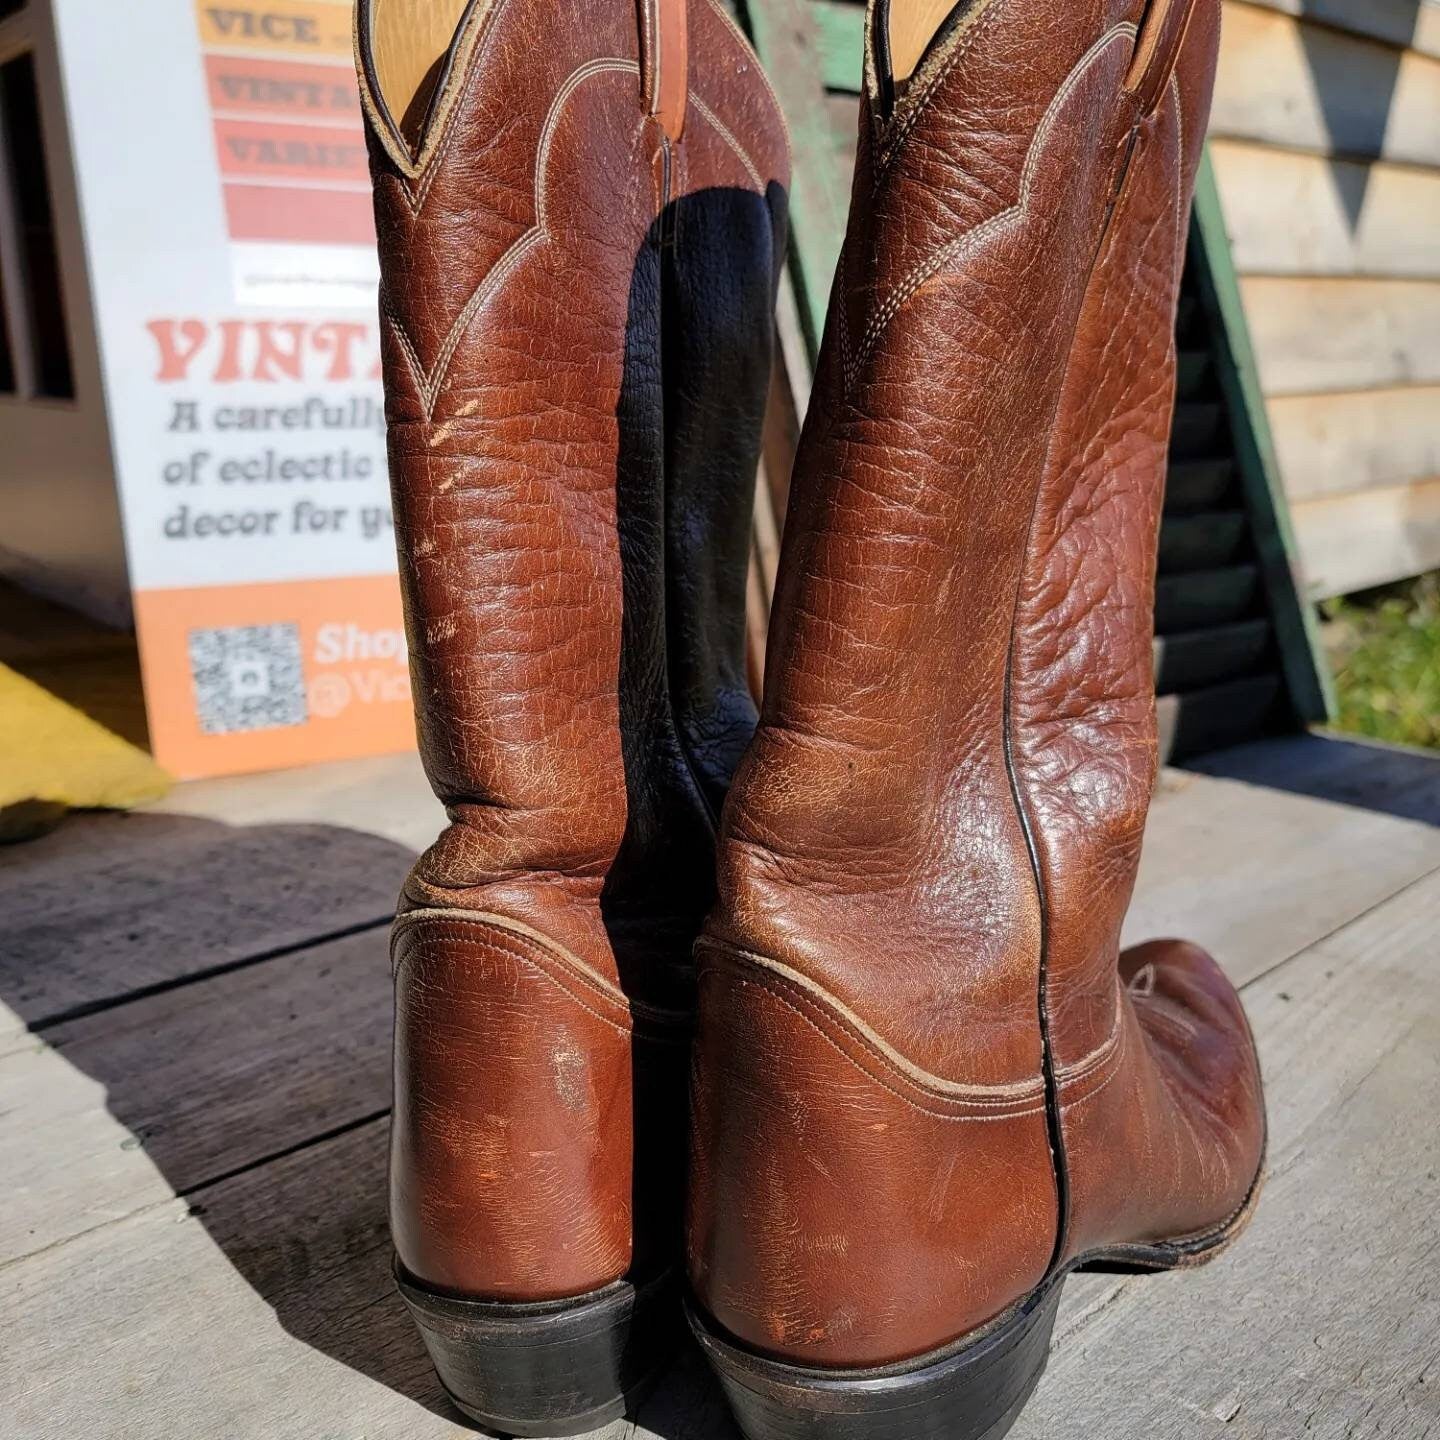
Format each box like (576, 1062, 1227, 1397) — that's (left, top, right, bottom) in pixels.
(688, 1279, 1062, 1440)
(398, 1265, 678, 1437)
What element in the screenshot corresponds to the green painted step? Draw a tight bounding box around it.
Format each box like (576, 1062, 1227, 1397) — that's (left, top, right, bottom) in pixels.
(1158, 509, 1248, 574)
(1165, 459, 1236, 513)
(1175, 349, 1213, 400)
(1169, 401, 1227, 459)
(1158, 673, 1283, 763)
(1154, 617, 1272, 692)
(1155, 564, 1260, 632)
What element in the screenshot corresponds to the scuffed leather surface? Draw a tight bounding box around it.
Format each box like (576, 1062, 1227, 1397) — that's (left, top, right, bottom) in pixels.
(361, 0, 787, 1300)
(691, 0, 1264, 1366)
(390, 913, 635, 1299)
(689, 939, 1058, 1366)
(1008, 0, 1266, 1261)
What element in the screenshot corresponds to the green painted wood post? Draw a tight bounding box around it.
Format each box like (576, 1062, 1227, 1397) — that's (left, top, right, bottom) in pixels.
(1189, 148, 1336, 725)
(814, 0, 865, 92)
(735, 0, 852, 354)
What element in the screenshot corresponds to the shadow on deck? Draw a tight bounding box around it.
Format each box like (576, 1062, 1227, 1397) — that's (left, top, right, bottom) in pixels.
(1188, 732, 1440, 828)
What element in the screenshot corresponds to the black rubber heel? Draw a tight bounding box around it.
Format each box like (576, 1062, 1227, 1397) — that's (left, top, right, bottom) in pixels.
(688, 1279, 1063, 1440)
(398, 1264, 678, 1437)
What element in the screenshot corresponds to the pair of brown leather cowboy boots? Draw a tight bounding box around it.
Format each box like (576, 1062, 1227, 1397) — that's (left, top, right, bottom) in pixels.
(357, 0, 1266, 1436)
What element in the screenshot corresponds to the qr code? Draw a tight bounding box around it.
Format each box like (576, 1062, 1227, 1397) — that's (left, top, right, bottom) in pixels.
(188, 623, 308, 735)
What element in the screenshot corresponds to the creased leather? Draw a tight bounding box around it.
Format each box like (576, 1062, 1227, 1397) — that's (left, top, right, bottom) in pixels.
(360, 0, 788, 1301)
(689, 0, 1264, 1368)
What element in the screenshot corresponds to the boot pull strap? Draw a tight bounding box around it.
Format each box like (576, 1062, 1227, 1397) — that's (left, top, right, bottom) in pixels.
(639, 0, 688, 142)
(1123, 0, 1200, 117)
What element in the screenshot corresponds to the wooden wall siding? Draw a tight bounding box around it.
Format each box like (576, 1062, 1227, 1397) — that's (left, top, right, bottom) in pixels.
(1240, 277, 1440, 395)
(1210, 141, 1440, 279)
(1290, 476, 1440, 597)
(1270, 386, 1440, 501)
(1213, 3, 1440, 167)
(1208, 1, 1440, 591)
(1239, 0, 1440, 60)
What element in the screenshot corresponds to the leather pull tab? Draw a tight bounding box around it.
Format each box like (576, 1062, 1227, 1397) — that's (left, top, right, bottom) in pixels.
(640, 0, 688, 143)
(1123, 0, 1198, 116)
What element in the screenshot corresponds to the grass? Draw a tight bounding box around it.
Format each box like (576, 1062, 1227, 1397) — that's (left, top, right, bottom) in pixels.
(1322, 572, 1440, 752)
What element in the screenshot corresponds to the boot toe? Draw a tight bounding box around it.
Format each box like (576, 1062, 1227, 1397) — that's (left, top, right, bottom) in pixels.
(1117, 937, 1267, 1243)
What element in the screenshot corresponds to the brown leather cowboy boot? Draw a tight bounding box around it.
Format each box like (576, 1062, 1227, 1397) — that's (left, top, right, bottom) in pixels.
(687, 1, 1265, 1435)
(355, 0, 786, 1431)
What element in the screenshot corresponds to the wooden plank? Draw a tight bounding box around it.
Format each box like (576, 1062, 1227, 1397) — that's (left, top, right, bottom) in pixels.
(1125, 765, 1440, 986)
(1157, 510, 1248, 573)
(5, 774, 1440, 1438)
(0, 1119, 455, 1440)
(1238, 0, 1440, 61)
(1, 927, 390, 1263)
(1241, 275, 1440, 395)
(0, 1100, 743, 1440)
(1019, 866, 1440, 1439)
(1164, 458, 1237, 513)
(1189, 731, 1440, 827)
(161, 749, 439, 852)
(1191, 153, 1337, 722)
(1211, 139, 1440, 279)
(1156, 672, 1281, 761)
(1155, 565, 1260, 631)
(1153, 617, 1271, 692)
(1270, 384, 1440, 499)
(0, 809, 411, 1025)
(1214, 2, 1440, 167)
(1291, 474, 1440, 596)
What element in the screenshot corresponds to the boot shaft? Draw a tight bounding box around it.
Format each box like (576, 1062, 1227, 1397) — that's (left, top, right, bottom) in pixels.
(360, 0, 787, 1302)
(362, 0, 785, 981)
(692, 0, 1230, 1366)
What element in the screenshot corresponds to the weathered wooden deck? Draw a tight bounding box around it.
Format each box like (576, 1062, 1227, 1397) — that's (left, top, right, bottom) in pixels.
(3, 735, 1439, 1439)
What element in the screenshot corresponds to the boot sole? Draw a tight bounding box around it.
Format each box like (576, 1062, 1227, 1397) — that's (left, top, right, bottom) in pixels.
(689, 1158, 1266, 1440)
(397, 1262, 678, 1436)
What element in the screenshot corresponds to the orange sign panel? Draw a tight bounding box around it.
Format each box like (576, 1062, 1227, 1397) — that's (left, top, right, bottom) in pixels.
(205, 53, 364, 123)
(135, 575, 415, 779)
(194, 1, 354, 57)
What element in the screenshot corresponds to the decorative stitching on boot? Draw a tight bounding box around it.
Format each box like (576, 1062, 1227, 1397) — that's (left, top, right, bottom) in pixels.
(845, 25, 1137, 392)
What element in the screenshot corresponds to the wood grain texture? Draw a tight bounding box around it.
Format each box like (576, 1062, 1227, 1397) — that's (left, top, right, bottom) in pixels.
(5, 756, 1440, 1437)
(1, 927, 390, 1262)
(0, 809, 410, 1025)
(1122, 766, 1440, 987)
(1211, 139, 1440, 279)
(1237, 0, 1440, 61)
(0, 1119, 455, 1440)
(1214, 2, 1440, 166)
(1242, 276, 1440, 395)
(1270, 385, 1440, 500)
(1016, 866, 1440, 1439)
(1291, 474, 1440, 595)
